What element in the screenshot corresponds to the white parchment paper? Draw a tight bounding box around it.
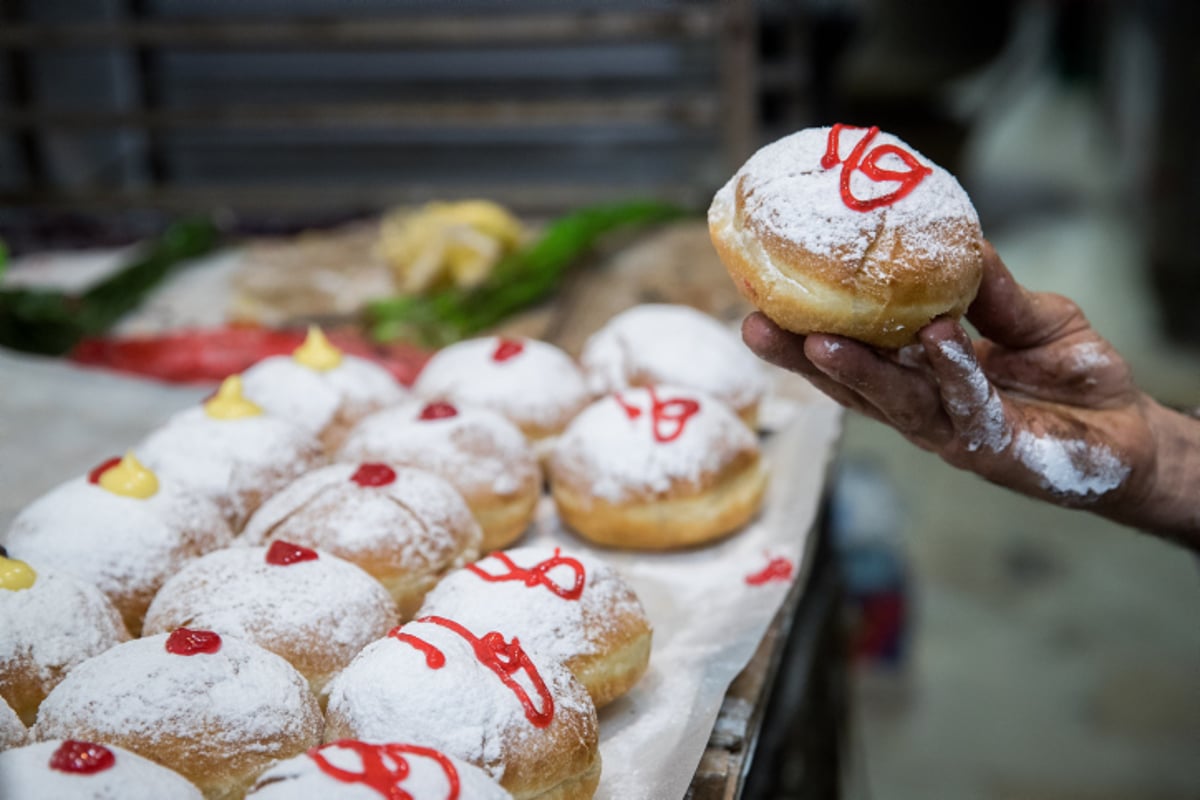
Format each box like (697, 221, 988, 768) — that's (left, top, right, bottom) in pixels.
(0, 350, 842, 799)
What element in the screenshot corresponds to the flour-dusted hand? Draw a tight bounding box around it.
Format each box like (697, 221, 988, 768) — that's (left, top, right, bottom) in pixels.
(743, 242, 1200, 550)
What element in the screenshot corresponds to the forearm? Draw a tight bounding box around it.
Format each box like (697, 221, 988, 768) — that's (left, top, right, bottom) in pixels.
(1105, 398, 1200, 550)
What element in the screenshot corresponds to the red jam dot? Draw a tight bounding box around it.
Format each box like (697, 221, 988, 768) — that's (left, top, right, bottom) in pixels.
(166, 628, 222, 656)
(492, 338, 525, 362)
(419, 401, 458, 421)
(49, 741, 116, 775)
(87, 456, 122, 485)
(266, 540, 319, 566)
(350, 463, 396, 487)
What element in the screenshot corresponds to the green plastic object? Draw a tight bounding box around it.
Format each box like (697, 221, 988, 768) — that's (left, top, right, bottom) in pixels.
(367, 200, 691, 347)
(0, 219, 220, 356)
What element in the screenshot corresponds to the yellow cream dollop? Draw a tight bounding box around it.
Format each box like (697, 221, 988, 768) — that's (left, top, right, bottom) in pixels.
(0, 556, 36, 591)
(292, 326, 342, 372)
(98, 451, 159, 499)
(204, 375, 263, 420)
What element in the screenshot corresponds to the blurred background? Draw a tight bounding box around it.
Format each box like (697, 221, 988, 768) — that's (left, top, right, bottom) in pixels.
(1, 1, 1198, 798)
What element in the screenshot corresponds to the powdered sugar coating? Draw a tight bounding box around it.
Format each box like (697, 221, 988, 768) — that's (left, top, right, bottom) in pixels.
(136, 405, 323, 529)
(34, 633, 322, 770)
(0, 568, 129, 723)
(247, 740, 513, 799)
(935, 340, 1012, 454)
(241, 354, 407, 439)
(240, 463, 481, 583)
(419, 546, 646, 669)
(0, 739, 204, 798)
(580, 304, 767, 414)
(5, 474, 232, 633)
(414, 337, 589, 437)
(710, 126, 979, 265)
(324, 619, 596, 782)
(0, 696, 27, 749)
(550, 386, 760, 503)
(1012, 431, 1130, 501)
(338, 402, 539, 500)
(142, 546, 398, 690)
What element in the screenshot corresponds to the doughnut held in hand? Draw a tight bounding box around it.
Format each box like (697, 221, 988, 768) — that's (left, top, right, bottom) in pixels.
(709, 124, 984, 348)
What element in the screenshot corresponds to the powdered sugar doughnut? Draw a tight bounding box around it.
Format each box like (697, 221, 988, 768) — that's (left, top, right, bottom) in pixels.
(339, 401, 540, 552)
(324, 617, 600, 800)
(143, 543, 398, 697)
(549, 385, 767, 549)
(0, 558, 130, 726)
(709, 125, 984, 349)
(241, 463, 482, 619)
(414, 336, 589, 443)
(419, 546, 652, 708)
(247, 739, 513, 799)
(0, 696, 27, 750)
(242, 327, 407, 450)
(136, 376, 324, 531)
(5, 453, 232, 635)
(580, 304, 768, 426)
(34, 629, 323, 800)
(0, 739, 203, 798)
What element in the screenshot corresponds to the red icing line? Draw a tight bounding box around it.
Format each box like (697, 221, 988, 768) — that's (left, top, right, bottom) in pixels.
(820, 124, 932, 212)
(389, 627, 446, 669)
(466, 548, 586, 601)
(351, 463, 397, 487)
(266, 540, 319, 566)
(166, 628, 222, 655)
(309, 740, 460, 800)
(411, 616, 555, 728)
(491, 338, 525, 362)
(419, 401, 458, 421)
(87, 456, 122, 485)
(49, 741, 115, 775)
(616, 387, 701, 443)
(745, 554, 794, 586)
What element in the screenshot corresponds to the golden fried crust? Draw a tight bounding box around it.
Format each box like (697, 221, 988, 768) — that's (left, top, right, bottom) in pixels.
(570, 623, 652, 709)
(526, 752, 602, 800)
(467, 485, 540, 552)
(553, 456, 768, 550)
(711, 208, 983, 348)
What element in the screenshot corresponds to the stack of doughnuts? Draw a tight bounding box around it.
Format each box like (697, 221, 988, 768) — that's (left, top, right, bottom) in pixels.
(0, 268, 812, 795)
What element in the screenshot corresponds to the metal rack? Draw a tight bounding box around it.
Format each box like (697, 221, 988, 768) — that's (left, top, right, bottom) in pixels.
(0, 1, 762, 217)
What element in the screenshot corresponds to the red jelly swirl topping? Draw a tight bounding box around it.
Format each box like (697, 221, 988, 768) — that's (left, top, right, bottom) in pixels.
(396, 616, 555, 728)
(614, 387, 701, 443)
(310, 740, 460, 800)
(49, 740, 115, 775)
(87, 456, 121, 485)
(745, 553, 794, 586)
(166, 627, 222, 656)
(389, 627, 446, 669)
(266, 540, 319, 566)
(492, 338, 525, 362)
(467, 547, 586, 601)
(419, 401, 458, 421)
(351, 462, 397, 487)
(820, 124, 932, 212)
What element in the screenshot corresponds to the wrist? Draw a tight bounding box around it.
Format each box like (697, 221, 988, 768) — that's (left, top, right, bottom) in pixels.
(1109, 397, 1200, 549)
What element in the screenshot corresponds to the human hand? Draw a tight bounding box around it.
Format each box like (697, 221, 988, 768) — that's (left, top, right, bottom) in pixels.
(742, 242, 1171, 521)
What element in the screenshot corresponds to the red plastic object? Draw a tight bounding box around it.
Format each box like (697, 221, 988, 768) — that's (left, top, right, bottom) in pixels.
(70, 325, 430, 387)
